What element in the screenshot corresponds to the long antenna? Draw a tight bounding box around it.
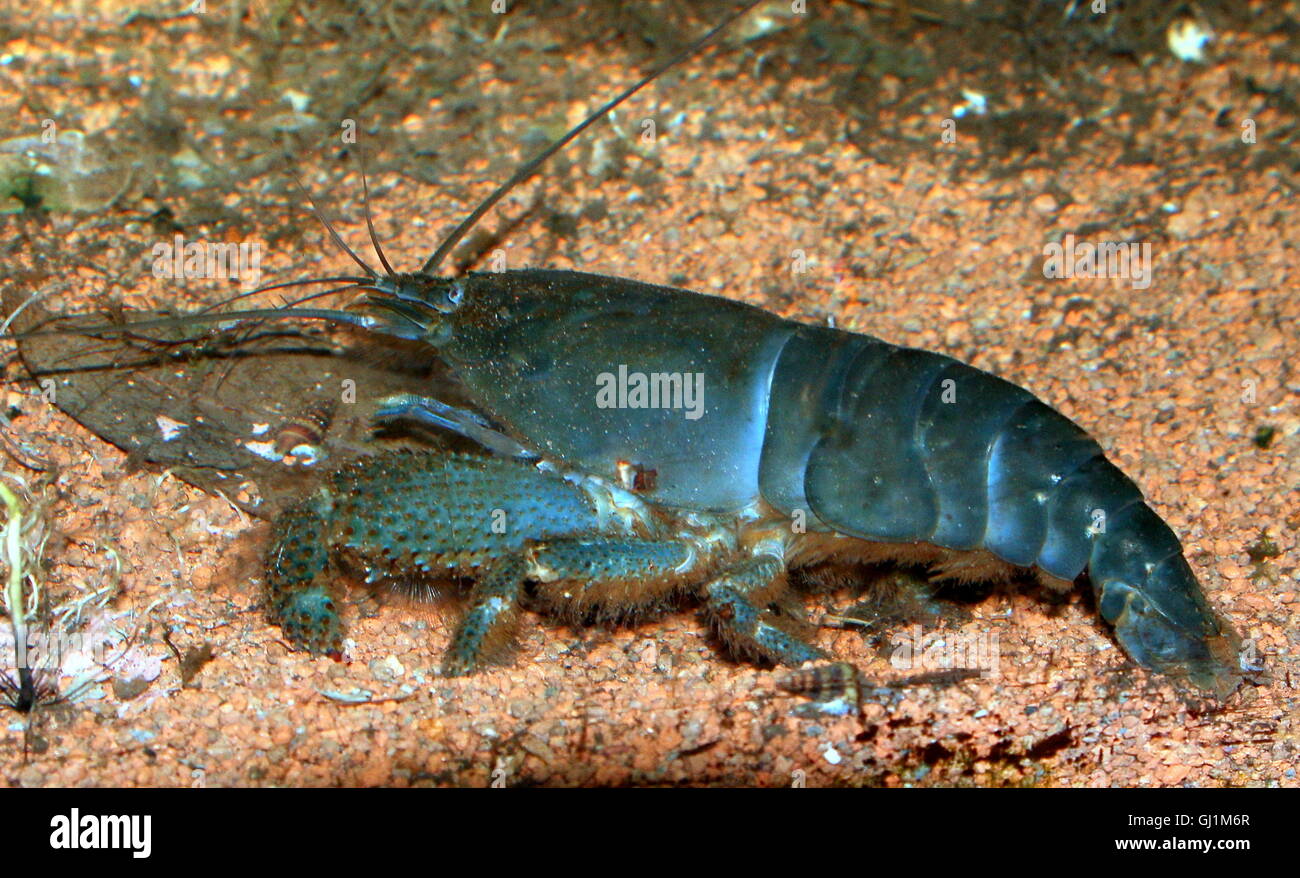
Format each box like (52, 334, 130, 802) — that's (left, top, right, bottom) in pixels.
(420, 0, 764, 275)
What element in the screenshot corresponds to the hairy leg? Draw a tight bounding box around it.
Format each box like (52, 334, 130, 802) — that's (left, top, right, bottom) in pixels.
(442, 538, 694, 676)
(700, 555, 824, 666)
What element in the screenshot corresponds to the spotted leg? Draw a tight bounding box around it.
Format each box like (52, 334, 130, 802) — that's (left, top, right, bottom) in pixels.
(701, 554, 824, 666)
(442, 538, 696, 676)
(265, 498, 345, 657)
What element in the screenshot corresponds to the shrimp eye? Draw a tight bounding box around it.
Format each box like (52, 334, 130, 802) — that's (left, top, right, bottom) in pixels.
(432, 281, 465, 313)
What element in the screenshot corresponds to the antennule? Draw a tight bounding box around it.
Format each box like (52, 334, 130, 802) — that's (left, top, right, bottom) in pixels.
(286, 164, 378, 279)
(356, 149, 397, 277)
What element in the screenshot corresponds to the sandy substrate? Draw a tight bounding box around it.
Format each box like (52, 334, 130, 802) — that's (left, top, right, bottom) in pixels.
(0, 2, 1295, 786)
